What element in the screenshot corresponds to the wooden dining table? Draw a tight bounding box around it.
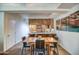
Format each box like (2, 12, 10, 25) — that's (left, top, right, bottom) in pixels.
(27, 37, 57, 55)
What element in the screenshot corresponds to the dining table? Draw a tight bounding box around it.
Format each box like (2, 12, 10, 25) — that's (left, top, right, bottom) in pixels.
(27, 36, 57, 55)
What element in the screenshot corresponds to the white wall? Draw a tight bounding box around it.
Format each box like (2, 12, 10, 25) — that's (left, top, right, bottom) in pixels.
(0, 12, 4, 52)
(15, 16, 29, 43)
(4, 13, 29, 51)
(56, 31, 79, 55)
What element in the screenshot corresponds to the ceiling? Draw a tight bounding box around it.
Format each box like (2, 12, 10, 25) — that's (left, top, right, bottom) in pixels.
(0, 3, 79, 19)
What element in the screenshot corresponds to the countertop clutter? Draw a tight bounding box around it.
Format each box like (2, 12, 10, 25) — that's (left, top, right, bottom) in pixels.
(29, 19, 54, 33)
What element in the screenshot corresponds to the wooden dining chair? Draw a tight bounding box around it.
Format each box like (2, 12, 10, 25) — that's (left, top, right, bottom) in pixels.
(21, 42, 30, 55)
(54, 36, 59, 41)
(50, 42, 59, 55)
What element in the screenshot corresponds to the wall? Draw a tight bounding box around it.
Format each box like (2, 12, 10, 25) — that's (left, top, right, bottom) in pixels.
(56, 30, 79, 55)
(4, 13, 29, 51)
(0, 12, 4, 52)
(4, 13, 17, 51)
(15, 15, 29, 43)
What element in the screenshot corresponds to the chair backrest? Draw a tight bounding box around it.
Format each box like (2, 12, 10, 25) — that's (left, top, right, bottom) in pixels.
(54, 36, 58, 41)
(36, 40, 45, 49)
(23, 42, 27, 47)
(53, 42, 57, 48)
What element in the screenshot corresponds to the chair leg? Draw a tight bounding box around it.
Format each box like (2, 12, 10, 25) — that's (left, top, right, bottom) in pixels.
(53, 47, 59, 55)
(42, 50, 45, 55)
(21, 47, 24, 55)
(53, 48, 57, 55)
(31, 46, 34, 55)
(24, 48, 26, 55)
(56, 46, 59, 55)
(33, 48, 35, 55)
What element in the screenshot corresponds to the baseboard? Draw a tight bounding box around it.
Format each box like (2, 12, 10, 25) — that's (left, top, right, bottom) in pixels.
(5, 41, 21, 52)
(58, 44, 71, 55)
